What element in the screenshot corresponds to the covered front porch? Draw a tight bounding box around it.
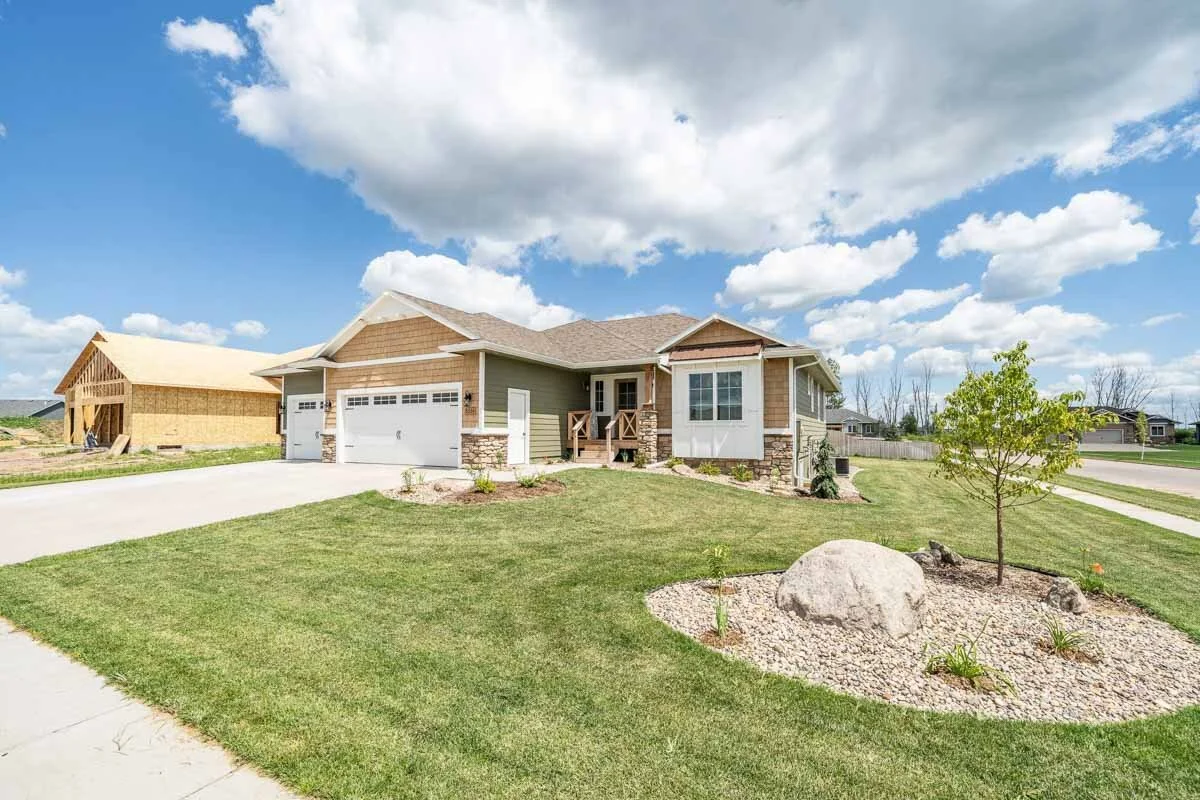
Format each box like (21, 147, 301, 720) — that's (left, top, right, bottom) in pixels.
(566, 362, 660, 464)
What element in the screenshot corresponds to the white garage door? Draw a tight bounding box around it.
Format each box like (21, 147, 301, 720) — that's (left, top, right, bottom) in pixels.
(1082, 427, 1124, 444)
(341, 385, 461, 466)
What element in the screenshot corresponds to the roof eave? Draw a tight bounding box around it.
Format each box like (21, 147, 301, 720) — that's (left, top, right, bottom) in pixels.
(655, 313, 790, 353)
(316, 292, 481, 359)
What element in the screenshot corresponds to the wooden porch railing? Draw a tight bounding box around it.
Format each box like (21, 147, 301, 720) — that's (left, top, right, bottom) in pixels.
(567, 410, 592, 461)
(605, 410, 638, 461)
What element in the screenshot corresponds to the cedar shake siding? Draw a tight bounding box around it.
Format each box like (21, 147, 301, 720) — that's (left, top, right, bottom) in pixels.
(323, 352, 480, 430)
(332, 316, 469, 361)
(763, 358, 790, 428)
(655, 369, 672, 429)
(675, 319, 757, 348)
(483, 355, 589, 461)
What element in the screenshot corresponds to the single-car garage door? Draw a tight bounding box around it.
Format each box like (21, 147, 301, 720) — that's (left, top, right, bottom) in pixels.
(1082, 427, 1124, 444)
(341, 385, 461, 466)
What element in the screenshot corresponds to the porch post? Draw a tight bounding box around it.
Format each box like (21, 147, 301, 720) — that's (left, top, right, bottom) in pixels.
(643, 363, 654, 407)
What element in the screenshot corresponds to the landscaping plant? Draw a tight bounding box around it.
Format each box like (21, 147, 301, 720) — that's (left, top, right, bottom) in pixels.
(1073, 547, 1111, 596)
(730, 463, 754, 482)
(1040, 614, 1102, 661)
(400, 467, 425, 493)
(934, 341, 1105, 585)
(697, 461, 721, 476)
(515, 470, 545, 489)
(665, 456, 683, 469)
(925, 618, 1015, 695)
(468, 466, 497, 494)
(704, 544, 732, 638)
(809, 437, 839, 499)
(633, 451, 649, 469)
(1136, 411, 1149, 461)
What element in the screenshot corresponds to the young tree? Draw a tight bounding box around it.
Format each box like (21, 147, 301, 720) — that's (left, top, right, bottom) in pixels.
(934, 342, 1104, 586)
(809, 437, 840, 499)
(1135, 410, 1149, 460)
(825, 357, 845, 409)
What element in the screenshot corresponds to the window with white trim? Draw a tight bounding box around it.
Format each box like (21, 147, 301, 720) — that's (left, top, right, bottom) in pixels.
(374, 395, 398, 406)
(688, 373, 713, 421)
(1150, 424, 1166, 438)
(297, 400, 318, 411)
(431, 391, 459, 404)
(716, 371, 742, 421)
(346, 396, 369, 408)
(400, 393, 426, 404)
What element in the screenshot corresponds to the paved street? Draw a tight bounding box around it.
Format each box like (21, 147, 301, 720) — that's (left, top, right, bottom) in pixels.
(1071, 458, 1200, 499)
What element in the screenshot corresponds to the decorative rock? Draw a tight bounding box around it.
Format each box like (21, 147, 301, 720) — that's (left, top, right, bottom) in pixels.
(929, 540, 965, 566)
(776, 539, 927, 638)
(671, 463, 695, 476)
(1045, 576, 1089, 614)
(907, 550, 939, 569)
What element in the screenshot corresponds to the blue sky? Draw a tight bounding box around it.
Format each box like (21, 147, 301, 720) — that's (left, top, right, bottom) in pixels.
(2, 1, 1199, 418)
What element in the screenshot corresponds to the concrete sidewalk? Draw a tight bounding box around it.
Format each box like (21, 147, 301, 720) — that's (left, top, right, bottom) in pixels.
(0, 618, 297, 799)
(1051, 484, 1200, 539)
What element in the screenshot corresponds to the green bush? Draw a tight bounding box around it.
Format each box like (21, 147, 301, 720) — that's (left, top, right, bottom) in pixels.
(665, 456, 683, 469)
(515, 470, 545, 488)
(633, 451, 649, 469)
(400, 468, 425, 493)
(730, 463, 754, 482)
(468, 465, 497, 494)
(809, 438, 840, 499)
(925, 618, 1015, 694)
(697, 461, 721, 477)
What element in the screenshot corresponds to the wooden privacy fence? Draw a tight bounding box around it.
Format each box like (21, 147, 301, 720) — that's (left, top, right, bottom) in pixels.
(828, 431, 940, 461)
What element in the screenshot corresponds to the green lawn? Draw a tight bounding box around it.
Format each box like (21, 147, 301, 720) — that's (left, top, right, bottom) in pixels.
(1081, 446, 1200, 469)
(1, 461, 1199, 799)
(1056, 474, 1200, 522)
(0, 445, 280, 489)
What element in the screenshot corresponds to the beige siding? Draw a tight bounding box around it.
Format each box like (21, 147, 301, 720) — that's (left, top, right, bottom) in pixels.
(324, 353, 479, 429)
(764, 359, 790, 428)
(129, 386, 279, 448)
(332, 316, 469, 361)
(675, 319, 758, 348)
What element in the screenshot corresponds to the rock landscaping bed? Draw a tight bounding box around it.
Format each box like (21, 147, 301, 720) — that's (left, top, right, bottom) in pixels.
(647, 553, 1200, 723)
(384, 477, 565, 505)
(643, 461, 865, 502)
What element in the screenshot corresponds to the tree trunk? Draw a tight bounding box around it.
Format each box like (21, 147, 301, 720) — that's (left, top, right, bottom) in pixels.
(994, 493, 1005, 586)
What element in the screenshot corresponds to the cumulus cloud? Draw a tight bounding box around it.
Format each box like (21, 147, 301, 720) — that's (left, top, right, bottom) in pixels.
(804, 284, 969, 350)
(121, 313, 228, 345)
(0, 273, 101, 395)
(903, 346, 970, 377)
(0, 265, 26, 290)
(1143, 312, 1185, 327)
(606, 304, 685, 321)
(938, 191, 1161, 302)
(232, 319, 268, 338)
(165, 17, 247, 59)
(834, 345, 896, 376)
(183, 0, 1200, 269)
(717, 231, 918, 313)
(748, 317, 782, 333)
(1056, 112, 1200, 174)
(1191, 194, 1200, 244)
(360, 250, 577, 330)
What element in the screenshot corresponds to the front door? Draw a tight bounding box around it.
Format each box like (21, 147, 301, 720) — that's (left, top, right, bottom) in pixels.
(287, 394, 323, 460)
(507, 389, 529, 465)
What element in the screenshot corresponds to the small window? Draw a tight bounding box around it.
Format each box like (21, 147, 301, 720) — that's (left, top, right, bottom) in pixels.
(374, 395, 398, 405)
(617, 380, 639, 411)
(297, 400, 318, 411)
(1150, 424, 1166, 437)
(346, 396, 369, 408)
(593, 381, 605, 412)
(688, 372, 713, 421)
(431, 391, 459, 404)
(716, 371, 742, 421)
(400, 393, 426, 405)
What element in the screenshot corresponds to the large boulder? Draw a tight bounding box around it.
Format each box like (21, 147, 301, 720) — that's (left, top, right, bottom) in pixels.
(1044, 577, 1088, 614)
(776, 539, 927, 638)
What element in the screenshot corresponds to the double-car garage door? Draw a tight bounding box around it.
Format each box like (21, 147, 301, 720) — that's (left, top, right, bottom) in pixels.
(341, 384, 461, 466)
(1082, 427, 1124, 444)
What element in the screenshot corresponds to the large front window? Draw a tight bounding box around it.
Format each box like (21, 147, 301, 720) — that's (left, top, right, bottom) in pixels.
(717, 371, 742, 420)
(688, 373, 713, 420)
(689, 370, 743, 422)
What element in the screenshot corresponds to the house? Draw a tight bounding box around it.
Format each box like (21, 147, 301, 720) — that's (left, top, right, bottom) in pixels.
(254, 291, 840, 481)
(54, 332, 314, 450)
(1078, 406, 1176, 445)
(0, 399, 65, 420)
(825, 408, 880, 437)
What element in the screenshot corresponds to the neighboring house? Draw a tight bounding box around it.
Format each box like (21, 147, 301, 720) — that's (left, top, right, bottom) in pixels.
(54, 332, 313, 450)
(254, 291, 840, 481)
(825, 408, 880, 436)
(0, 399, 65, 420)
(1078, 406, 1176, 445)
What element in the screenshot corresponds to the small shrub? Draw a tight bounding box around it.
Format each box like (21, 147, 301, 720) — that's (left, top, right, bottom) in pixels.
(1039, 614, 1102, 662)
(400, 467, 425, 493)
(925, 618, 1015, 695)
(809, 438, 840, 499)
(515, 469, 545, 488)
(704, 544, 733, 637)
(767, 466, 782, 493)
(468, 465, 496, 494)
(697, 461, 721, 477)
(633, 451, 649, 469)
(1072, 547, 1111, 596)
(665, 456, 683, 468)
(730, 463, 754, 482)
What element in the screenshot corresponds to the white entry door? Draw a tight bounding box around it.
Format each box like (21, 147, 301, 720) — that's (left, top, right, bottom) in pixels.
(287, 394, 324, 460)
(341, 385, 461, 466)
(507, 388, 529, 465)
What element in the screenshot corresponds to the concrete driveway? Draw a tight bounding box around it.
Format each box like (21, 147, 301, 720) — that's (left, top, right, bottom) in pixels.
(1071, 459, 1200, 499)
(0, 460, 427, 566)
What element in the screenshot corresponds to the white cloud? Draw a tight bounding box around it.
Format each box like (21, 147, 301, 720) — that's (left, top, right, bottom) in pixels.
(360, 250, 577, 330)
(938, 191, 1161, 302)
(0, 123, 6, 139)
(834, 345, 896, 376)
(717, 231, 918, 312)
(903, 346, 969, 377)
(0, 367, 62, 399)
(191, 0, 1200, 269)
(1056, 112, 1200, 174)
(165, 17, 247, 59)
(121, 313, 228, 346)
(0, 266, 26, 290)
(1191, 194, 1200, 245)
(804, 283, 969, 350)
(748, 316, 782, 333)
(606, 304, 685, 321)
(1143, 312, 1185, 327)
(232, 319, 268, 338)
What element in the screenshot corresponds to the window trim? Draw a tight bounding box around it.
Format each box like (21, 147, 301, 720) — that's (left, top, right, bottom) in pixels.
(687, 367, 746, 425)
(1150, 423, 1166, 438)
(688, 372, 714, 421)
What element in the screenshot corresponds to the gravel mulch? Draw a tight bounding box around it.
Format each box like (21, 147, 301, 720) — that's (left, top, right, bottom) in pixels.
(383, 478, 565, 505)
(642, 463, 865, 502)
(646, 559, 1200, 723)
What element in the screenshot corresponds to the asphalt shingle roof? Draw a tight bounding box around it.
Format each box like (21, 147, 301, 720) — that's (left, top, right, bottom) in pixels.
(0, 399, 63, 417)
